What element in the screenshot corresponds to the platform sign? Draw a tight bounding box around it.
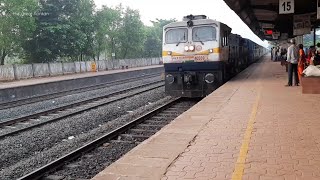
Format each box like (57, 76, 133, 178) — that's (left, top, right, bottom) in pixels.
(261, 23, 274, 29)
(293, 14, 311, 36)
(279, 0, 294, 14)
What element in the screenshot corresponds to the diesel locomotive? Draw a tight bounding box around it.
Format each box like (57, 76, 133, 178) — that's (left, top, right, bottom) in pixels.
(162, 15, 267, 97)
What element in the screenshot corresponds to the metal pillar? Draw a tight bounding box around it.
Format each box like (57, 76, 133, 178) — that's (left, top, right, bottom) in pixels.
(314, 27, 316, 47)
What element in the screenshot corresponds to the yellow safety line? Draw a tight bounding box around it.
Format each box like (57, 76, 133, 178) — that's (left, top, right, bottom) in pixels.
(231, 89, 261, 180)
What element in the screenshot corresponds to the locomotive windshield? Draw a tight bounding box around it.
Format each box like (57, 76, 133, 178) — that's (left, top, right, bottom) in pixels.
(192, 26, 216, 42)
(165, 28, 188, 44)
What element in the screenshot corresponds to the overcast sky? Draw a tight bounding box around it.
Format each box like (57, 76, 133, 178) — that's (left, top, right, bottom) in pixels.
(94, 0, 269, 47)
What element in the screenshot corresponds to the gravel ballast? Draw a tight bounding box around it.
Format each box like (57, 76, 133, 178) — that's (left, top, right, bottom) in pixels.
(0, 86, 172, 180)
(0, 76, 162, 121)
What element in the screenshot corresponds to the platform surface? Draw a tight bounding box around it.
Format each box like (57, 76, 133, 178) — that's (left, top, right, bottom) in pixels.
(0, 65, 162, 89)
(92, 56, 320, 180)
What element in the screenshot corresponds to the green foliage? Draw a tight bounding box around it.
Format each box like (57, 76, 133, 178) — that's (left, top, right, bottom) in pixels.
(303, 33, 320, 47)
(143, 19, 176, 57)
(94, 5, 146, 60)
(117, 7, 146, 59)
(24, 0, 95, 63)
(1, 1, 172, 64)
(94, 5, 122, 60)
(0, 0, 38, 65)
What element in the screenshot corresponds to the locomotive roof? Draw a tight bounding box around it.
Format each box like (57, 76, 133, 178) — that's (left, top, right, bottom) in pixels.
(164, 19, 230, 30)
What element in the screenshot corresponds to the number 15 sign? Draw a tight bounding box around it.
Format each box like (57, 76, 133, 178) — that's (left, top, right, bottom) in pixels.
(279, 0, 294, 14)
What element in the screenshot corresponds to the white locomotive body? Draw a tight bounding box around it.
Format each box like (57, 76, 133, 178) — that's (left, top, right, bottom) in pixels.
(163, 15, 266, 97)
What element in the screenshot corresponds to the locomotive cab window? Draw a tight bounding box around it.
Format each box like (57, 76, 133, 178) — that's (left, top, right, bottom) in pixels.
(192, 26, 216, 42)
(165, 28, 188, 44)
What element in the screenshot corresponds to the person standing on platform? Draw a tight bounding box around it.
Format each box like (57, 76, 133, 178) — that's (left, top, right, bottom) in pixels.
(271, 47, 274, 61)
(297, 44, 306, 82)
(307, 46, 315, 65)
(286, 39, 299, 86)
(272, 47, 277, 61)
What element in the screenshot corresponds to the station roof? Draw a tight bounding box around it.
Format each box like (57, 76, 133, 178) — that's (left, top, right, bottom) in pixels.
(223, 0, 318, 41)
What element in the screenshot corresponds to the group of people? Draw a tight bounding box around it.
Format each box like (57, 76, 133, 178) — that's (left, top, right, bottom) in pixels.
(284, 39, 320, 86)
(271, 46, 287, 61)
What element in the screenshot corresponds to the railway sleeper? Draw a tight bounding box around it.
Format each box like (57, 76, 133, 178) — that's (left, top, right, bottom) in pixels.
(128, 129, 158, 134)
(110, 140, 140, 145)
(143, 120, 169, 126)
(136, 124, 163, 129)
(4, 126, 17, 129)
(39, 116, 51, 119)
(162, 110, 181, 113)
(119, 134, 150, 142)
(160, 112, 181, 116)
(154, 114, 178, 118)
(43, 175, 65, 180)
(150, 116, 167, 120)
(29, 118, 41, 122)
(17, 122, 30, 125)
(124, 130, 155, 137)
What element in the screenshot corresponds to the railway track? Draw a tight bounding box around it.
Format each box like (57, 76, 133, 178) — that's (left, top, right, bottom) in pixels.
(17, 97, 198, 180)
(0, 80, 164, 139)
(0, 73, 161, 110)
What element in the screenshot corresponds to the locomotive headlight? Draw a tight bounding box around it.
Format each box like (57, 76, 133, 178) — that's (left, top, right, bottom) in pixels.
(184, 46, 189, 51)
(204, 73, 215, 84)
(189, 45, 195, 51)
(166, 74, 175, 84)
(209, 49, 214, 53)
(167, 51, 172, 55)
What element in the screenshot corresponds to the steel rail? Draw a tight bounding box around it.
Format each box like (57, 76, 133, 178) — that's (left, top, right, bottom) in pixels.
(17, 97, 181, 180)
(0, 81, 164, 139)
(0, 73, 161, 110)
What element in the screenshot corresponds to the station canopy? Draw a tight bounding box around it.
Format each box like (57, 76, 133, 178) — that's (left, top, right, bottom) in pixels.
(223, 0, 319, 41)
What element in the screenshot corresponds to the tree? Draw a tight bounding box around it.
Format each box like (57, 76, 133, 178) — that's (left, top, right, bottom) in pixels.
(94, 5, 122, 60)
(0, 0, 38, 65)
(67, 0, 95, 61)
(143, 19, 176, 58)
(24, 0, 95, 63)
(117, 7, 145, 59)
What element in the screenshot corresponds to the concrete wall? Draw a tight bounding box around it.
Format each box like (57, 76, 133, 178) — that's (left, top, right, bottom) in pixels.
(0, 57, 162, 81)
(80, 62, 87, 73)
(0, 65, 15, 81)
(86, 61, 93, 72)
(63, 62, 76, 74)
(49, 63, 63, 76)
(98, 60, 107, 71)
(15, 64, 33, 80)
(0, 66, 164, 103)
(33, 63, 50, 77)
(106, 60, 113, 70)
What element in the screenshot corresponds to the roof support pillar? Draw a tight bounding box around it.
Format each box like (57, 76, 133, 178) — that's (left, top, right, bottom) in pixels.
(313, 28, 316, 47)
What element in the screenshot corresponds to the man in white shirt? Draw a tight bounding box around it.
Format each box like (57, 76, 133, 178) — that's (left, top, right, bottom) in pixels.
(286, 39, 299, 86)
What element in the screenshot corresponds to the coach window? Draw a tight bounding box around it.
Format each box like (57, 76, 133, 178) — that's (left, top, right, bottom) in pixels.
(193, 26, 216, 42)
(165, 28, 188, 44)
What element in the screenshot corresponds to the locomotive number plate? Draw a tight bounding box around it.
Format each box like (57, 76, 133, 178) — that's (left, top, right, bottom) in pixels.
(172, 55, 208, 62)
(194, 55, 208, 62)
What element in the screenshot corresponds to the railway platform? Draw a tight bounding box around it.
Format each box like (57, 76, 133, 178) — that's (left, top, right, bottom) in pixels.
(0, 65, 163, 104)
(0, 65, 163, 89)
(92, 56, 320, 180)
